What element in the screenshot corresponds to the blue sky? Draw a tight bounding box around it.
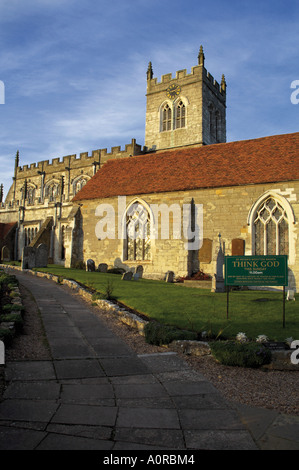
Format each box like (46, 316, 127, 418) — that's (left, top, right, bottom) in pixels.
(0, 0, 298, 198)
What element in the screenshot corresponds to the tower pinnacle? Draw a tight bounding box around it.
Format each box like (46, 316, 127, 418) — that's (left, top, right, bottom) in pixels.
(147, 62, 153, 80)
(198, 45, 205, 66)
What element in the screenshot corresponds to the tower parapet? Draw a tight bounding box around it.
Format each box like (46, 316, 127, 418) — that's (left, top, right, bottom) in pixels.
(145, 47, 226, 151)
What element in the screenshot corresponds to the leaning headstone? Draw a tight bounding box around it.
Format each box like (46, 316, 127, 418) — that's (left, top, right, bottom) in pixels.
(122, 271, 133, 281)
(0, 340, 4, 365)
(21, 246, 36, 270)
(135, 265, 144, 279)
(165, 271, 175, 283)
(287, 290, 295, 301)
(211, 235, 225, 293)
(98, 263, 108, 273)
(36, 243, 48, 268)
(86, 259, 95, 272)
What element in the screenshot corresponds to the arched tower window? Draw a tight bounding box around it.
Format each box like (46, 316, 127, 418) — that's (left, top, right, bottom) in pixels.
(253, 197, 289, 256)
(161, 104, 172, 131)
(124, 202, 151, 261)
(175, 101, 186, 129)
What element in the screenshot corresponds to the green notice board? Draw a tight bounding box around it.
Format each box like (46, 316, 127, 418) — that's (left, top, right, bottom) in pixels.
(225, 255, 288, 287)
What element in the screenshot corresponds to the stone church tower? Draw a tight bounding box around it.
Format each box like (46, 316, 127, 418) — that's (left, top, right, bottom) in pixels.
(145, 46, 226, 151)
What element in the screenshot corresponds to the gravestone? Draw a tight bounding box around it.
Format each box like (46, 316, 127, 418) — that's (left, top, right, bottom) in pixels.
(86, 259, 95, 272)
(135, 265, 144, 278)
(0, 340, 4, 365)
(232, 238, 245, 256)
(287, 290, 295, 301)
(98, 263, 108, 273)
(165, 271, 175, 283)
(198, 239, 213, 263)
(21, 246, 36, 270)
(211, 235, 225, 293)
(36, 243, 48, 268)
(122, 271, 133, 281)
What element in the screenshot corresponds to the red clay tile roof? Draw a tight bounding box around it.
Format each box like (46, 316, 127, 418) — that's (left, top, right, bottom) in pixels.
(73, 132, 299, 201)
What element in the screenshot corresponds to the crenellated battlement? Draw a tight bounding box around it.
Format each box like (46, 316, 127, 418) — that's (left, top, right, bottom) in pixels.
(15, 139, 142, 177)
(148, 65, 226, 98)
(147, 46, 226, 102)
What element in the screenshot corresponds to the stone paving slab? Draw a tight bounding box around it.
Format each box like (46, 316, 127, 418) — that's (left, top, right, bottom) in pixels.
(116, 407, 181, 429)
(53, 359, 105, 379)
(3, 381, 60, 400)
(51, 403, 118, 426)
(0, 399, 59, 422)
(4, 361, 56, 381)
(0, 426, 47, 450)
(36, 433, 114, 450)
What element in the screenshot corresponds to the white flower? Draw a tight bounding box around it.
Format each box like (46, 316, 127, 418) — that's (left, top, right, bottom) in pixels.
(236, 332, 247, 343)
(256, 335, 268, 343)
(285, 337, 293, 347)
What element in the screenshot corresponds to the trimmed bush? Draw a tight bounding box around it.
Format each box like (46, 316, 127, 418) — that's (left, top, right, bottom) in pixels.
(209, 340, 272, 368)
(144, 321, 197, 346)
(2, 303, 24, 313)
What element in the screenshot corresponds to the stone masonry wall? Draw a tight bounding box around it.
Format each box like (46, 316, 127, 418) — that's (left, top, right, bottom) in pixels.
(78, 181, 299, 289)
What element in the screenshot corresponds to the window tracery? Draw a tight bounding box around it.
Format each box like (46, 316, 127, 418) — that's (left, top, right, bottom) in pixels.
(253, 197, 289, 256)
(124, 202, 151, 261)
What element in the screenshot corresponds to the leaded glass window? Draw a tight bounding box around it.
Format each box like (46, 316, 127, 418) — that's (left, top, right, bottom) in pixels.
(125, 203, 151, 261)
(254, 197, 289, 256)
(162, 104, 172, 131)
(175, 101, 185, 129)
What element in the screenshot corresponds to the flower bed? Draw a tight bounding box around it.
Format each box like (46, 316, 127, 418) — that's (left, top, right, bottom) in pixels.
(0, 270, 24, 348)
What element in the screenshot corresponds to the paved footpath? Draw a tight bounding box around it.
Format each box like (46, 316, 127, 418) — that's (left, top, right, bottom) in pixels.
(0, 271, 298, 451)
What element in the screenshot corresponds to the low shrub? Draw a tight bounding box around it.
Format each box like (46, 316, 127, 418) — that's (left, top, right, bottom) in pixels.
(144, 321, 197, 346)
(1, 313, 23, 333)
(2, 304, 24, 313)
(209, 340, 272, 368)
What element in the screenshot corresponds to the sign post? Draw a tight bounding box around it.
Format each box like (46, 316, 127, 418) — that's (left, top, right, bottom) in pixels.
(225, 255, 288, 326)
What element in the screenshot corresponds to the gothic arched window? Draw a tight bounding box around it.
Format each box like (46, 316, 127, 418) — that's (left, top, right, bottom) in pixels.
(73, 177, 88, 195)
(253, 197, 289, 256)
(45, 182, 59, 202)
(175, 101, 186, 129)
(161, 104, 172, 131)
(27, 187, 35, 205)
(124, 202, 151, 261)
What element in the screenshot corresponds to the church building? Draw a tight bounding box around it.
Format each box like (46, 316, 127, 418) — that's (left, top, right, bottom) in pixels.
(0, 48, 298, 290)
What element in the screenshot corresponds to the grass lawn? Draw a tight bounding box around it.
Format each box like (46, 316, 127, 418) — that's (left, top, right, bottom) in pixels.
(33, 265, 299, 342)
